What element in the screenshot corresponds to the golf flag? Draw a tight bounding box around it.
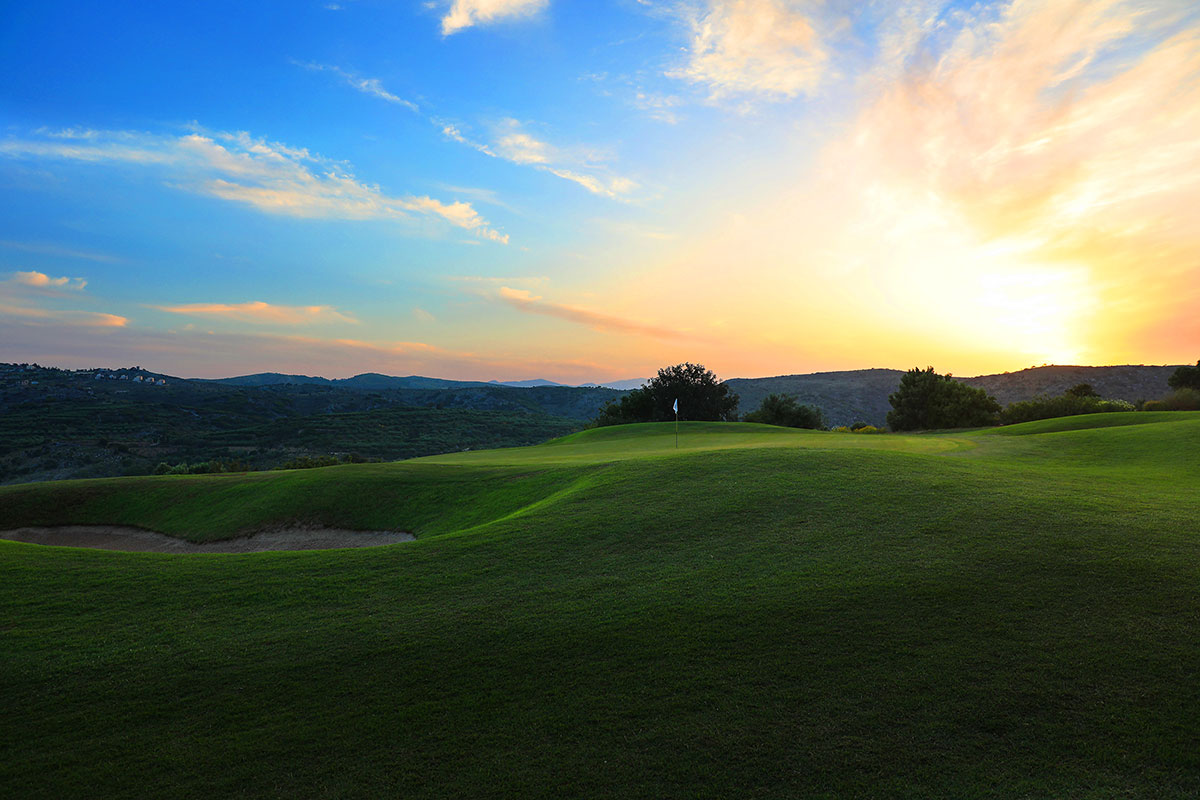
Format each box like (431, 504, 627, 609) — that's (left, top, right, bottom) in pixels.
(673, 398, 678, 414)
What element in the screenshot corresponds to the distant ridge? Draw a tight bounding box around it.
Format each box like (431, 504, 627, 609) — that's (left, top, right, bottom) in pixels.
(727, 365, 1182, 427)
(211, 372, 649, 390)
(208, 372, 493, 390)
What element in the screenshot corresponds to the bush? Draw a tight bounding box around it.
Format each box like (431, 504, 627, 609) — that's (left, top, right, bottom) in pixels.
(886, 367, 1001, 431)
(1154, 387, 1200, 411)
(594, 363, 738, 426)
(1001, 393, 1135, 425)
(1168, 360, 1200, 391)
(742, 394, 824, 429)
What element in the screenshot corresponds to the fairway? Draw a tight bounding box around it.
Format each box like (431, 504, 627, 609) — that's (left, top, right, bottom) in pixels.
(3, 414, 1200, 798)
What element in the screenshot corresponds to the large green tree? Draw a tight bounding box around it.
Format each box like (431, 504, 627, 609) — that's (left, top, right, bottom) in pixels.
(1168, 360, 1200, 391)
(886, 367, 1001, 431)
(593, 362, 739, 426)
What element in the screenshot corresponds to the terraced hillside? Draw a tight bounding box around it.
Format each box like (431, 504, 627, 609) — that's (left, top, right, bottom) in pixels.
(2, 413, 1199, 798)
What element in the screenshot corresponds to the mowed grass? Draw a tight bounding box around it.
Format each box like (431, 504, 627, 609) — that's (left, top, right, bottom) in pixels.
(2, 414, 1199, 798)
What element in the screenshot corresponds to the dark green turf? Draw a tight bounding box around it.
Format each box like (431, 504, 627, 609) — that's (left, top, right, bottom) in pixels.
(2, 415, 1199, 798)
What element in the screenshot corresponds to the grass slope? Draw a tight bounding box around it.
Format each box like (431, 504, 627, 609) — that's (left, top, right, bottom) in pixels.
(2, 415, 1199, 798)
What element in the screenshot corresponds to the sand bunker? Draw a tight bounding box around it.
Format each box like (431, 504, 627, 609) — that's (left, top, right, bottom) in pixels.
(0, 525, 414, 553)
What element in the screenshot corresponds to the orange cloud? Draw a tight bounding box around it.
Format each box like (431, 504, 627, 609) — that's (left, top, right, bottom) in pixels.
(151, 301, 358, 326)
(0, 302, 125, 327)
(9, 270, 87, 291)
(496, 286, 698, 341)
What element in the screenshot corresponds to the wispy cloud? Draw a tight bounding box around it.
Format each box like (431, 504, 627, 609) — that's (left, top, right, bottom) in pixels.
(495, 286, 693, 340)
(667, 0, 829, 101)
(0, 240, 121, 263)
(440, 0, 548, 36)
(150, 300, 358, 325)
(0, 127, 508, 244)
(296, 62, 419, 111)
(0, 302, 126, 328)
(440, 118, 637, 199)
(8, 270, 88, 291)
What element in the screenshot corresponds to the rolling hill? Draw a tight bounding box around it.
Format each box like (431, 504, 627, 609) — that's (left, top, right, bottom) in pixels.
(2, 413, 1199, 797)
(727, 364, 1182, 425)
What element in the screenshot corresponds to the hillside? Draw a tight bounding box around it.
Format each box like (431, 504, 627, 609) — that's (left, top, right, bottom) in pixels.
(727, 364, 1182, 425)
(959, 364, 1179, 405)
(2, 415, 1199, 797)
(0, 364, 606, 484)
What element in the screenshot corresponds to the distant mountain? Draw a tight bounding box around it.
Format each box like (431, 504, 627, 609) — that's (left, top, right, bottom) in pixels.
(210, 372, 493, 390)
(726, 365, 1182, 427)
(214, 371, 649, 391)
(488, 379, 565, 388)
(207, 372, 333, 386)
(593, 378, 649, 390)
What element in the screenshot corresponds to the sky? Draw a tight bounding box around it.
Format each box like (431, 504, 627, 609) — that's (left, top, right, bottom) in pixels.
(1, 0, 1198, 382)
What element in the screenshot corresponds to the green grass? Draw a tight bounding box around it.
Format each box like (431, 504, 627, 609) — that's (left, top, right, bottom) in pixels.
(2, 414, 1199, 797)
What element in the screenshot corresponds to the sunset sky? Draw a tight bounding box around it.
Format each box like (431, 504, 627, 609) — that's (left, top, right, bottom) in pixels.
(2, 0, 1198, 382)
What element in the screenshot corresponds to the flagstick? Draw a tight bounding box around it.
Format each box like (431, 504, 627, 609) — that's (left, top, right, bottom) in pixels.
(675, 409, 679, 449)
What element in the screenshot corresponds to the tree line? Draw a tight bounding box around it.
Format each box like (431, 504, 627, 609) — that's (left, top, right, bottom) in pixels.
(592, 359, 1200, 432)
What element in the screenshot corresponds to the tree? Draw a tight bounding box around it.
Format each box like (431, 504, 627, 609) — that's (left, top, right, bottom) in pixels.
(593, 362, 738, 426)
(1168, 360, 1200, 391)
(886, 367, 1001, 431)
(1066, 383, 1098, 398)
(743, 393, 824, 429)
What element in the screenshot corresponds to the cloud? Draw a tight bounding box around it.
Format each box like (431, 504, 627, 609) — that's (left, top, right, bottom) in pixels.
(495, 286, 694, 340)
(0, 302, 125, 327)
(441, 0, 548, 35)
(668, 0, 828, 101)
(9, 270, 87, 291)
(297, 63, 419, 111)
(150, 301, 358, 326)
(0, 240, 121, 263)
(0, 127, 508, 244)
(666, 0, 1200, 369)
(441, 118, 637, 199)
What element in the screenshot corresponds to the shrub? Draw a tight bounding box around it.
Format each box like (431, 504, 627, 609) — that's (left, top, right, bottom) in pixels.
(1000, 393, 1135, 425)
(886, 367, 1001, 431)
(1155, 387, 1200, 411)
(743, 394, 824, 429)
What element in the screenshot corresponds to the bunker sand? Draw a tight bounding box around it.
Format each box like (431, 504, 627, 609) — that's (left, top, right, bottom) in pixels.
(0, 525, 414, 553)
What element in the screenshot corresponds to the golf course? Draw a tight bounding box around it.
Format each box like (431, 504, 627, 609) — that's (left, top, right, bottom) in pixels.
(2, 413, 1199, 798)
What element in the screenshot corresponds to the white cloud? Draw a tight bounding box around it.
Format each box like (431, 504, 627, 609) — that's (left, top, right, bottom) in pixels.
(441, 118, 637, 199)
(297, 63, 419, 111)
(441, 0, 548, 35)
(0, 127, 508, 243)
(668, 0, 828, 101)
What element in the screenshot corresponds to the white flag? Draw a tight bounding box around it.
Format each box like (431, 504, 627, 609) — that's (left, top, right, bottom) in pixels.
(673, 398, 678, 414)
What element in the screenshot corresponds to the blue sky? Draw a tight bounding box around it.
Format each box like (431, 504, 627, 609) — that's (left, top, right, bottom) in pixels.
(2, 1, 1198, 381)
